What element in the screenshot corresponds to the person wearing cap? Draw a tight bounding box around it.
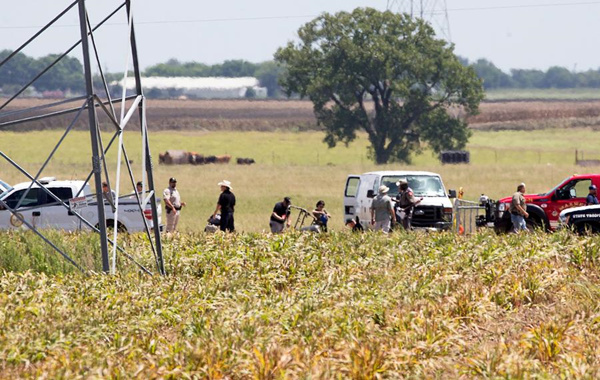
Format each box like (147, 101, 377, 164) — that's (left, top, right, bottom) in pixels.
(163, 177, 186, 233)
(130, 181, 144, 200)
(586, 184, 599, 205)
(270, 197, 292, 233)
(101, 181, 116, 208)
(395, 179, 422, 230)
(370, 185, 396, 233)
(212, 180, 236, 232)
(509, 183, 528, 232)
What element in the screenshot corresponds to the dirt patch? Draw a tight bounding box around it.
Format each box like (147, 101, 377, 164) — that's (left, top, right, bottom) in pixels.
(3, 98, 600, 132)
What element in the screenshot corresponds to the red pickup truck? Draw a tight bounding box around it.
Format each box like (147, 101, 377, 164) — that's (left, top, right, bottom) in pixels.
(493, 174, 600, 232)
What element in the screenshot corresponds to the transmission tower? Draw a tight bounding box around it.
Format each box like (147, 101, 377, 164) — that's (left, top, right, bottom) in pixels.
(0, 0, 164, 276)
(387, 0, 452, 42)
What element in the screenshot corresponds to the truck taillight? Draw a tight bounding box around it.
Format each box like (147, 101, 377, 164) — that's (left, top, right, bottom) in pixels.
(144, 209, 152, 220)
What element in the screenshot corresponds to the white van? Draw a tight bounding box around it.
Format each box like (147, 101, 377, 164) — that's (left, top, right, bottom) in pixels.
(344, 171, 456, 230)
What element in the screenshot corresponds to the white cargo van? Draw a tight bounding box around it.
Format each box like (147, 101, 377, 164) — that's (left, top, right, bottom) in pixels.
(344, 171, 456, 230)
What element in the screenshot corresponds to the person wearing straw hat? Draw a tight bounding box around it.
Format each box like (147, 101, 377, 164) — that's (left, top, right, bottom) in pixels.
(213, 180, 236, 232)
(163, 177, 185, 233)
(370, 185, 396, 233)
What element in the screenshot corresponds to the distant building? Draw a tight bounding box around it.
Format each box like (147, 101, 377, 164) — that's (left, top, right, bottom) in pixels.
(116, 77, 268, 99)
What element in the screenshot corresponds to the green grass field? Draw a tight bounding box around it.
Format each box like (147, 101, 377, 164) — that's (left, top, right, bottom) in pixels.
(485, 88, 600, 100)
(1, 128, 599, 232)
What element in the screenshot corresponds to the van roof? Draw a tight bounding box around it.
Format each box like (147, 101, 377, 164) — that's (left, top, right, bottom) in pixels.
(363, 170, 441, 177)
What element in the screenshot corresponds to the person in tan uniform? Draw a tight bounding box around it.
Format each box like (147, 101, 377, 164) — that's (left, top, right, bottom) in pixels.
(509, 183, 528, 232)
(163, 177, 186, 233)
(395, 179, 421, 230)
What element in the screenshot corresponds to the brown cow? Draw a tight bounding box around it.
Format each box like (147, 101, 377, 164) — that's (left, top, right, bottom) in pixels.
(215, 155, 231, 164)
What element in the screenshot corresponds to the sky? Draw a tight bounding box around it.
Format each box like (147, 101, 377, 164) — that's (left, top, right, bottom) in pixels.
(1, 0, 600, 74)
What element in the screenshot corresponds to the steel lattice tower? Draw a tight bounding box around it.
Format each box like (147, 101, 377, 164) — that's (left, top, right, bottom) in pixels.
(387, 0, 452, 42)
(0, 0, 164, 276)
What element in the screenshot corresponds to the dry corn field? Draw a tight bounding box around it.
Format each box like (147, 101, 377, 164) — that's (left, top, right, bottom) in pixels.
(1, 230, 600, 378)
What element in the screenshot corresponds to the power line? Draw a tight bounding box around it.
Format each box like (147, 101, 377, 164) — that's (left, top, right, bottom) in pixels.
(0, 14, 319, 30)
(443, 0, 600, 14)
(1, 1, 600, 30)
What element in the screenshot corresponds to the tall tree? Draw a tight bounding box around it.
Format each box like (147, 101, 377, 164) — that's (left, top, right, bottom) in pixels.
(471, 59, 513, 89)
(255, 61, 285, 97)
(543, 66, 576, 88)
(275, 8, 484, 164)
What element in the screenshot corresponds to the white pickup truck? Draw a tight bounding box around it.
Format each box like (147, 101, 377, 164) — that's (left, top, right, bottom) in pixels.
(344, 170, 456, 230)
(0, 177, 161, 232)
(0, 179, 10, 196)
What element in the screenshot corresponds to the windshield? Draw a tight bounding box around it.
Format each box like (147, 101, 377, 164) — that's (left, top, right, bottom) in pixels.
(544, 176, 570, 196)
(381, 175, 446, 198)
(0, 180, 12, 199)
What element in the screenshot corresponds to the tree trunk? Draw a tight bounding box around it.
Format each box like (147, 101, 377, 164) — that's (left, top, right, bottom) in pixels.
(374, 144, 390, 165)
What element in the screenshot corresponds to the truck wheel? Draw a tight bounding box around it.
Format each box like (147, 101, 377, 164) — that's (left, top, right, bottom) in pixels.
(525, 216, 547, 232)
(96, 220, 128, 233)
(576, 223, 596, 235)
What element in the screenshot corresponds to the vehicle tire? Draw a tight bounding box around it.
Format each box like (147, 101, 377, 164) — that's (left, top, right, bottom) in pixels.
(525, 217, 545, 232)
(95, 220, 128, 233)
(494, 215, 512, 234)
(576, 222, 596, 235)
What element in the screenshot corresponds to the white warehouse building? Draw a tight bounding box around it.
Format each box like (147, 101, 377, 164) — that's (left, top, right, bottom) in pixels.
(117, 77, 268, 99)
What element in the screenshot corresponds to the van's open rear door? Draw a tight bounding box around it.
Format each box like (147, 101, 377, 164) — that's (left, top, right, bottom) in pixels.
(344, 176, 360, 224)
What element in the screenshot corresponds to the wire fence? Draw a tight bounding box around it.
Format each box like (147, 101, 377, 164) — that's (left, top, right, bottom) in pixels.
(453, 198, 486, 235)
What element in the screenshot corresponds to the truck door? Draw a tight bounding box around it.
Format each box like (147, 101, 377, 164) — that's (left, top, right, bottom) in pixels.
(344, 176, 360, 223)
(0, 188, 42, 230)
(39, 187, 79, 230)
(356, 174, 378, 225)
(549, 178, 591, 226)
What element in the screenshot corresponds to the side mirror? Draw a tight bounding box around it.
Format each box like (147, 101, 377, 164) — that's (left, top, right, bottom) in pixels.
(570, 188, 576, 198)
(0, 204, 5, 211)
(366, 189, 375, 198)
(448, 189, 457, 199)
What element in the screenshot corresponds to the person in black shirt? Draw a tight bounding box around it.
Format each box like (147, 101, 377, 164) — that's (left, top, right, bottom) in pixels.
(270, 196, 291, 233)
(212, 180, 236, 232)
(586, 184, 599, 205)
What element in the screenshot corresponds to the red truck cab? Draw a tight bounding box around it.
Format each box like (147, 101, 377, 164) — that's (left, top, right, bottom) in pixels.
(495, 174, 600, 232)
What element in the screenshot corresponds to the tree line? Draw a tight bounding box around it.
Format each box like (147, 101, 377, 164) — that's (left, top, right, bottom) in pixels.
(466, 58, 600, 90)
(3, 48, 600, 97)
(0, 50, 85, 95)
(144, 59, 284, 97)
